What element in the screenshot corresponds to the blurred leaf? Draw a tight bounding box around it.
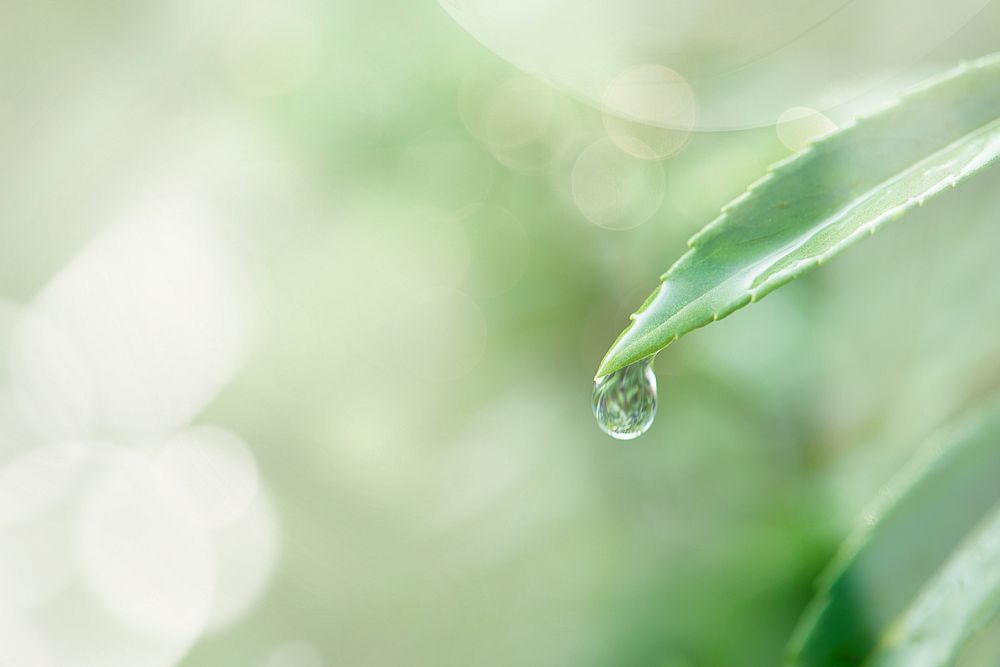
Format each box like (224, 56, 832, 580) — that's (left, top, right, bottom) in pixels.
(867, 503, 1000, 667)
(787, 400, 1000, 666)
(596, 53, 1000, 379)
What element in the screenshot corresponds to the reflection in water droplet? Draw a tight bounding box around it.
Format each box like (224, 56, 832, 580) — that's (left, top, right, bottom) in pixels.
(592, 357, 657, 440)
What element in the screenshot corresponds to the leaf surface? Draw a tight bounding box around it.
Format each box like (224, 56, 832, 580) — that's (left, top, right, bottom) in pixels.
(867, 503, 1000, 667)
(597, 54, 1000, 379)
(787, 402, 1000, 666)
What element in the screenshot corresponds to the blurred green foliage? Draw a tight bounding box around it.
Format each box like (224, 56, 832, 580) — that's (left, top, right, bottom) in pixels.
(1, 0, 999, 666)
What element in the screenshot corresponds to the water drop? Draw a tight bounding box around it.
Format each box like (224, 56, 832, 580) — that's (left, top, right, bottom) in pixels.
(592, 357, 657, 440)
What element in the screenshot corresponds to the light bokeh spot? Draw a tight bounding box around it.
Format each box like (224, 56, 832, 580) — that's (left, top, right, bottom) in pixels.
(474, 75, 554, 149)
(0, 443, 88, 609)
(0, 441, 87, 526)
(459, 69, 578, 171)
(602, 64, 696, 159)
(12, 203, 261, 438)
(155, 426, 260, 530)
(571, 137, 665, 229)
(10, 309, 98, 441)
(0, 445, 213, 667)
(0, 441, 278, 666)
(80, 451, 214, 639)
(206, 491, 280, 632)
(262, 641, 326, 667)
(438, 0, 990, 129)
(776, 106, 838, 152)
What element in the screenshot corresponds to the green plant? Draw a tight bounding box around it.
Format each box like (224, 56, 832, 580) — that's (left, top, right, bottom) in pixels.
(596, 52, 1000, 664)
(788, 400, 1000, 665)
(596, 53, 1000, 380)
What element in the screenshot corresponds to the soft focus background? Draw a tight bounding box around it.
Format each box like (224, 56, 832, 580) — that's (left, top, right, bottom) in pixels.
(1, 1, 999, 666)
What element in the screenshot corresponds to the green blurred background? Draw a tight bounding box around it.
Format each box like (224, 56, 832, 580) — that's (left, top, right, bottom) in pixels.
(1, 1, 999, 666)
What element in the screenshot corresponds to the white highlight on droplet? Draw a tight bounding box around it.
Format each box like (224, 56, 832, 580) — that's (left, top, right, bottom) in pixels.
(602, 64, 696, 160)
(571, 137, 665, 230)
(154, 426, 260, 530)
(776, 106, 838, 152)
(80, 450, 214, 639)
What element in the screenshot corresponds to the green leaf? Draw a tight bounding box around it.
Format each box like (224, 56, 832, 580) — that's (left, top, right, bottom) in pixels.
(596, 53, 1000, 379)
(867, 503, 1000, 667)
(786, 401, 1000, 666)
